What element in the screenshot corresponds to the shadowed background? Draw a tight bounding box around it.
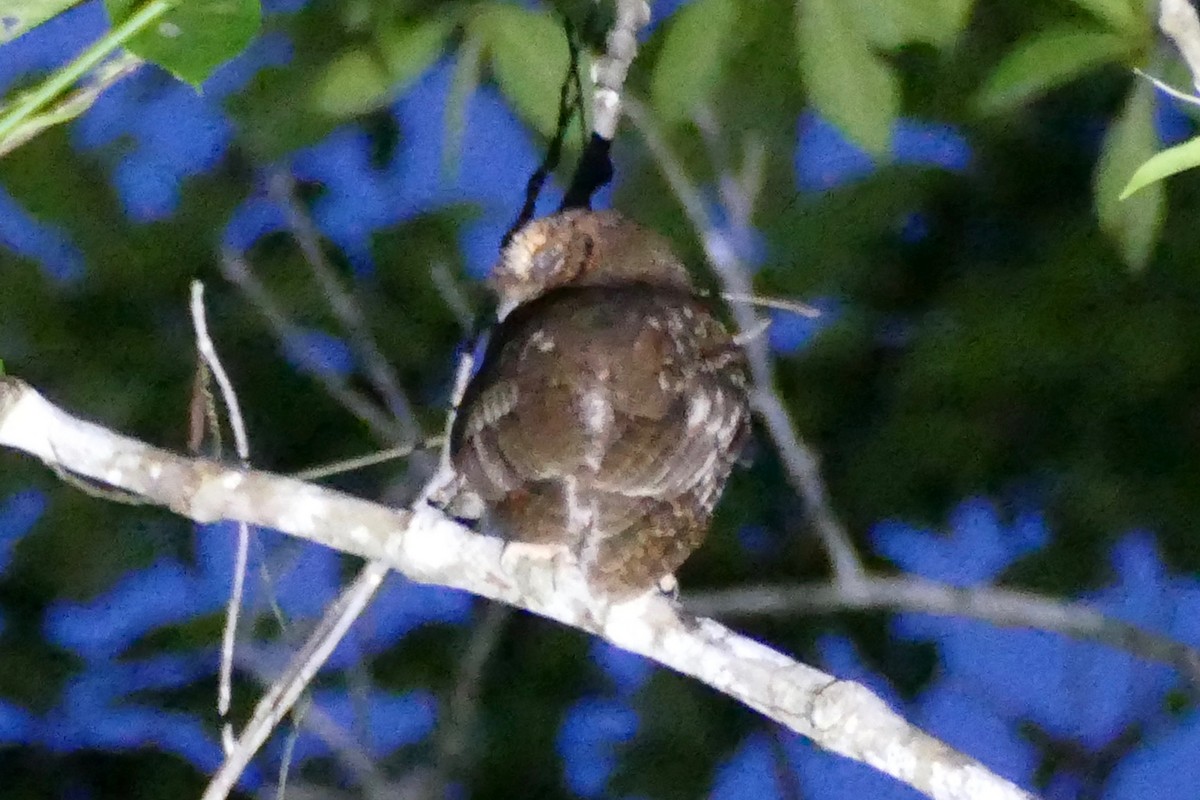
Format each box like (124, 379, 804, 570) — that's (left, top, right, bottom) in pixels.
(2, 0, 1200, 798)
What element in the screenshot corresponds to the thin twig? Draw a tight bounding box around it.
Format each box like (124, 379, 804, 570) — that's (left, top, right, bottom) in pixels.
(236, 646, 391, 793)
(190, 282, 253, 754)
(267, 172, 420, 444)
(423, 603, 511, 799)
(430, 261, 475, 331)
(1159, 0, 1200, 93)
(1133, 67, 1200, 107)
(624, 97, 866, 584)
(190, 283, 251, 459)
(590, 0, 651, 140)
(291, 439, 442, 483)
(274, 721, 302, 800)
(203, 561, 391, 800)
(686, 577, 1200, 686)
(199, 343, 470, 796)
(0, 52, 143, 158)
(219, 247, 406, 443)
(719, 292, 821, 318)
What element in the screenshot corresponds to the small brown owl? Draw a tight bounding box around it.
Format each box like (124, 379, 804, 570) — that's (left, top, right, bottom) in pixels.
(447, 209, 751, 599)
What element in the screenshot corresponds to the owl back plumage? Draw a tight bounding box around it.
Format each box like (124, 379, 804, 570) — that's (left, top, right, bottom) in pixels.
(449, 283, 750, 597)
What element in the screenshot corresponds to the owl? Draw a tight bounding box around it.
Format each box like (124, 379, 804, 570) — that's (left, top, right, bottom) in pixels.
(447, 210, 751, 599)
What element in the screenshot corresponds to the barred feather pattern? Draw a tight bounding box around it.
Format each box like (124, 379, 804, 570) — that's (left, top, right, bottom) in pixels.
(448, 212, 751, 598)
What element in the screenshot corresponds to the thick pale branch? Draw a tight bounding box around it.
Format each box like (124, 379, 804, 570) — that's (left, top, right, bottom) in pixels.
(688, 578, 1200, 685)
(0, 376, 1035, 800)
(590, 0, 651, 139)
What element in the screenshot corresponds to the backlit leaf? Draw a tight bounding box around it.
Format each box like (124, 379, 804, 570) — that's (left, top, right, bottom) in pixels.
(797, 0, 898, 156)
(1095, 83, 1162, 270)
(105, 0, 261, 88)
(975, 26, 1133, 114)
(651, 0, 737, 124)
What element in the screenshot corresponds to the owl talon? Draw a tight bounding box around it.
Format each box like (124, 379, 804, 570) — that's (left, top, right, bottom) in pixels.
(425, 479, 486, 527)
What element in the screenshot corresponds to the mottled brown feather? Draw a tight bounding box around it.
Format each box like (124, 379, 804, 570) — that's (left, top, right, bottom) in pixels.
(449, 211, 750, 598)
(451, 284, 749, 597)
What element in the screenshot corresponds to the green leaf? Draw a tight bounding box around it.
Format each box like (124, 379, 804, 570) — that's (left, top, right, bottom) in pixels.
(797, 0, 899, 156)
(974, 26, 1134, 115)
(1095, 83, 1162, 270)
(853, 0, 974, 49)
(379, 16, 451, 81)
(1, 0, 86, 44)
(310, 51, 391, 117)
(651, 0, 737, 124)
(226, 65, 339, 159)
(1063, 0, 1139, 33)
(474, 4, 585, 138)
(1119, 133, 1200, 199)
(310, 18, 451, 117)
(104, 0, 261, 87)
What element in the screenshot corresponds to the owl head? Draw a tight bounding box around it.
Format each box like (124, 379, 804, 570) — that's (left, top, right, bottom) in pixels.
(491, 209, 694, 320)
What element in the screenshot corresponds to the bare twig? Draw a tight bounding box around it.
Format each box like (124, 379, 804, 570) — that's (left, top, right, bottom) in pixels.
(719, 292, 821, 318)
(686, 577, 1200, 686)
(204, 561, 391, 800)
(201, 329, 476, 797)
(219, 247, 406, 443)
(190, 283, 251, 459)
(423, 603, 511, 799)
(1134, 67, 1200, 107)
(563, 0, 652, 207)
(236, 648, 391, 792)
(591, 0, 651, 140)
(267, 172, 420, 444)
(0, 376, 1038, 800)
(210, 245, 420, 790)
(291, 439, 442, 483)
(190, 282, 253, 755)
(430, 261, 475, 331)
(1160, 0, 1200, 93)
(624, 97, 865, 584)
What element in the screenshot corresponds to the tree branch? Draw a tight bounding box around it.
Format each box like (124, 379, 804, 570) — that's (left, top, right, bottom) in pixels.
(0, 375, 1036, 800)
(1160, 0, 1200, 94)
(687, 578, 1200, 686)
(591, 0, 650, 140)
(563, 0, 652, 209)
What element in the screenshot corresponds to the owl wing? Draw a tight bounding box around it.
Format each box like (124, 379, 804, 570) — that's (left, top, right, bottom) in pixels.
(449, 287, 750, 576)
(589, 295, 750, 503)
(448, 294, 610, 538)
